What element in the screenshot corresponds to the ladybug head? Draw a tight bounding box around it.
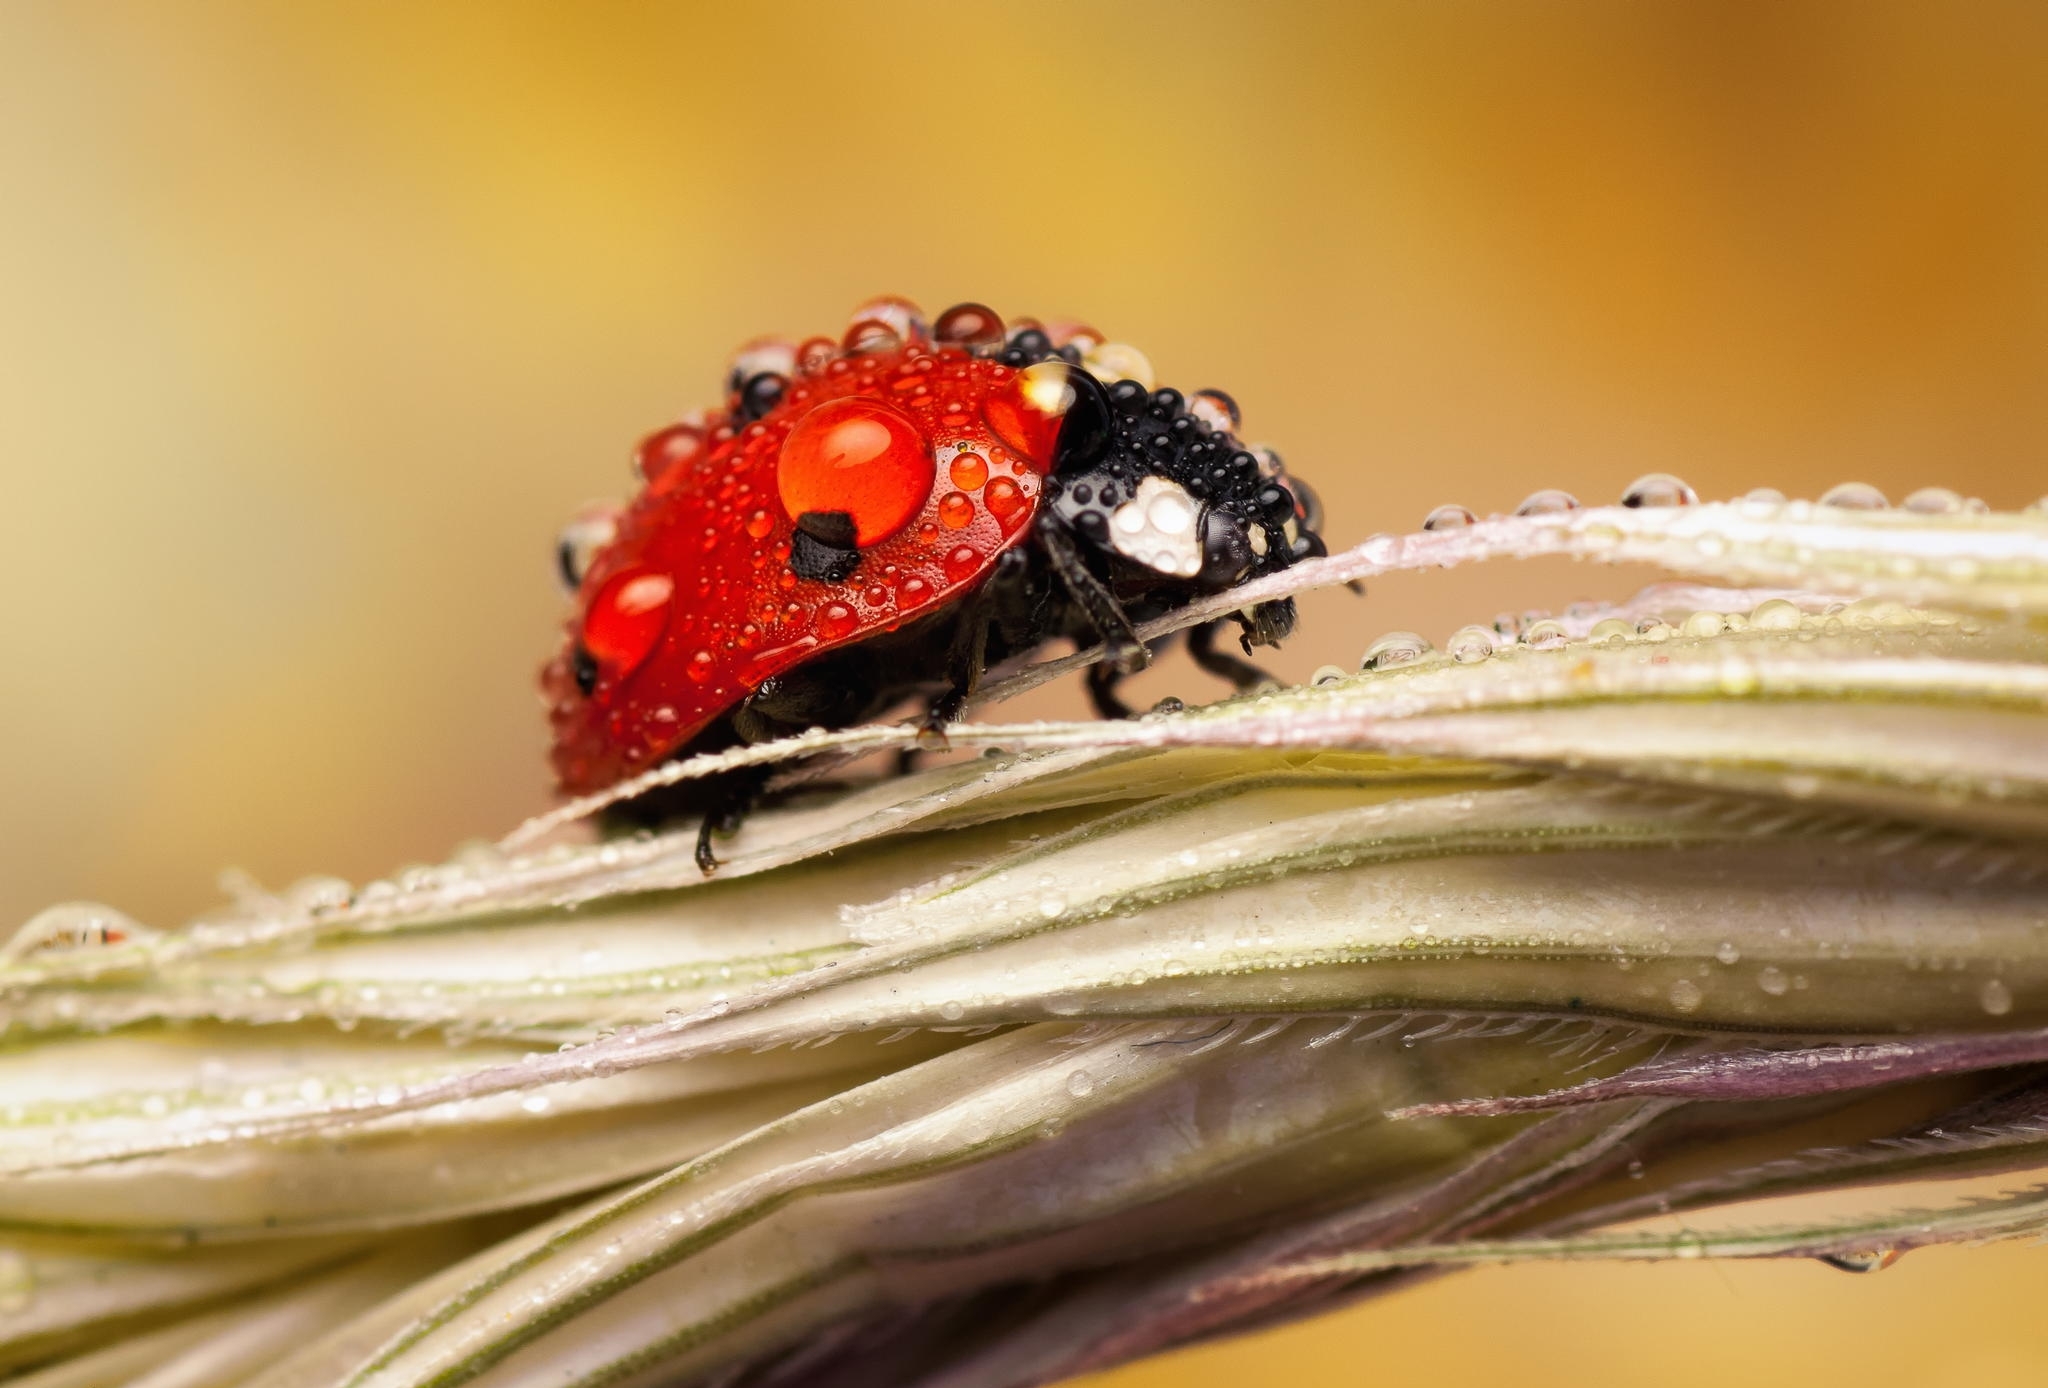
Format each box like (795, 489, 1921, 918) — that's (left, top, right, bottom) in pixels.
(1010, 345, 1325, 644)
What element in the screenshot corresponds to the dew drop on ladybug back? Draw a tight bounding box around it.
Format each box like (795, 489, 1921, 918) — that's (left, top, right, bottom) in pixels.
(634, 423, 707, 486)
(582, 571, 675, 682)
(933, 302, 1005, 352)
(982, 360, 1109, 472)
(776, 396, 935, 546)
(949, 451, 989, 489)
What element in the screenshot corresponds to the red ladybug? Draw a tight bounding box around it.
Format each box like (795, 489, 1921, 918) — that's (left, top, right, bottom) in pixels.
(541, 297, 1326, 870)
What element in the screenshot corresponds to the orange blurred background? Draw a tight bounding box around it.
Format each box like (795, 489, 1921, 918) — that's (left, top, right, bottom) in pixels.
(3, 3, 2045, 1383)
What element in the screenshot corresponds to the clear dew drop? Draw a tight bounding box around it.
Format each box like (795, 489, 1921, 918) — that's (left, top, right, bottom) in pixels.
(1361, 631, 1433, 670)
(1421, 503, 1476, 531)
(1311, 664, 1350, 686)
(1667, 978, 1704, 1013)
(1589, 617, 1633, 645)
(1742, 487, 1788, 505)
(1902, 487, 1965, 515)
(1680, 610, 1725, 638)
(1819, 481, 1889, 510)
(1621, 472, 1698, 508)
(1446, 624, 1496, 663)
(1980, 978, 2014, 1016)
(1522, 618, 1568, 650)
(4, 901, 150, 960)
(2026, 496, 2048, 516)
(1715, 941, 1741, 965)
(1749, 598, 1804, 632)
(1514, 488, 1580, 516)
(1757, 965, 1790, 997)
(1820, 1249, 1901, 1274)
(1065, 1069, 1096, 1098)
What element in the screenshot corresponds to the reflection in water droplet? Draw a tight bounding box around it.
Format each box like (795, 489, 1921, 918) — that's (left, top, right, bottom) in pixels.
(1819, 481, 1889, 510)
(1361, 631, 1433, 670)
(1621, 473, 1698, 507)
(1446, 625, 1495, 663)
(1902, 487, 1964, 515)
(1750, 598, 1803, 632)
(1514, 489, 1580, 516)
(1422, 504, 1476, 531)
(1522, 619, 1568, 650)
(1820, 1249, 1902, 1274)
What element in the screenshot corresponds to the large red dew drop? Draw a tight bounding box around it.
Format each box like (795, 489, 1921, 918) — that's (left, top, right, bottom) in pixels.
(980, 361, 1074, 474)
(582, 570, 675, 682)
(776, 396, 935, 546)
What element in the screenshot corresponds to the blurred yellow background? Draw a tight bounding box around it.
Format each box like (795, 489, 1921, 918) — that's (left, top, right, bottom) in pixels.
(3, 2, 2045, 1383)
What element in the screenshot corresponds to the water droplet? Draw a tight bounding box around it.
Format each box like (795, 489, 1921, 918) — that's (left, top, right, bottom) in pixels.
(1065, 1069, 1096, 1098)
(1749, 598, 1803, 631)
(944, 544, 984, 583)
(5, 901, 147, 960)
(932, 301, 1004, 352)
(1715, 941, 1741, 965)
(1980, 978, 2014, 1016)
(778, 396, 936, 546)
(1820, 1249, 1902, 1274)
(1038, 894, 1067, 920)
(818, 603, 857, 641)
(582, 570, 675, 682)
(1447, 625, 1495, 663)
(1681, 610, 1724, 638)
(1621, 472, 1698, 507)
(938, 1000, 966, 1022)
(744, 509, 774, 540)
(1819, 481, 1889, 510)
(1902, 487, 1964, 515)
(1361, 631, 1433, 670)
(937, 491, 976, 529)
(1515, 488, 1580, 516)
(949, 451, 989, 490)
(633, 422, 707, 486)
(1081, 341, 1154, 390)
(1757, 965, 1790, 996)
(1667, 978, 1704, 1012)
(285, 876, 353, 914)
(1189, 389, 1241, 433)
(898, 575, 933, 607)
(686, 649, 716, 684)
(1741, 487, 1788, 505)
(1422, 503, 1476, 531)
(1589, 617, 1633, 645)
(843, 295, 928, 352)
(984, 476, 1030, 529)
(1522, 619, 1568, 650)
(1311, 665, 1349, 686)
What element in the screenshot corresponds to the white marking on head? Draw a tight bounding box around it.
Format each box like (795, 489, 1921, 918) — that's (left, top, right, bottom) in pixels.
(1108, 476, 1203, 579)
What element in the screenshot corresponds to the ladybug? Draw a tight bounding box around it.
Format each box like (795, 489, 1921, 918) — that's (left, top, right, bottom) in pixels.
(541, 296, 1327, 871)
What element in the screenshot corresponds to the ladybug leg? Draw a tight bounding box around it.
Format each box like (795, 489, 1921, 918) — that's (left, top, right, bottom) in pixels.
(693, 767, 770, 876)
(1189, 618, 1276, 692)
(1085, 662, 1137, 719)
(922, 594, 995, 737)
(1037, 517, 1149, 674)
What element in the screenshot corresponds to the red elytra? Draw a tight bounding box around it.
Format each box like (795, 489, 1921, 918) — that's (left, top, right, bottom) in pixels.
(543, 343, 1055, 795)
